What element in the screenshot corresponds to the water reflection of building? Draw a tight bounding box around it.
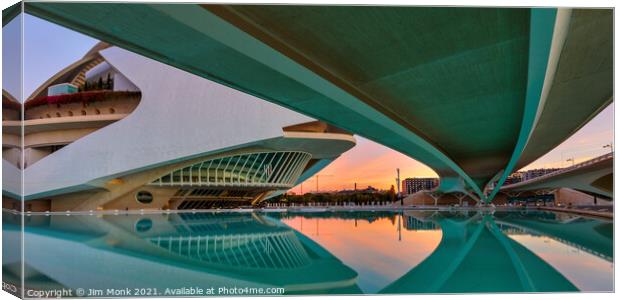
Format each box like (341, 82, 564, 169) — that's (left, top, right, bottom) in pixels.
(281, 211, 398, 225)
(12, 43, 355, 212)
(5, 212, 360, 294)
(402, 216, 438, 231)
(4, 210, 613, 294)
(145, 213, 312, 270)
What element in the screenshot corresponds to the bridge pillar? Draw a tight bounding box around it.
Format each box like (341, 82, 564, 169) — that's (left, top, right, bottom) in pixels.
(454, 192, 467, 206)
(428, 192, 441, 206)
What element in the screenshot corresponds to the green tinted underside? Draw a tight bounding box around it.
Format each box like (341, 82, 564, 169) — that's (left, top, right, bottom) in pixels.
(25, 3, 536, 195)
(2, 1, 21, 27)
(226, 6, 530, 167)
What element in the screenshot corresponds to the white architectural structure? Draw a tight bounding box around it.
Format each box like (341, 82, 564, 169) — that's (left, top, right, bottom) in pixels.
(6, 43, 355, 211)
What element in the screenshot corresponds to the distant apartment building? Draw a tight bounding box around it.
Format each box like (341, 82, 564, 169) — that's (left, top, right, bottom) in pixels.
(500, 168, 562, 187)
(403, 216, 438, 231)
(504, 172, 524, 185)
(522, 168, 562, 181)
(401, 178, 439, 195)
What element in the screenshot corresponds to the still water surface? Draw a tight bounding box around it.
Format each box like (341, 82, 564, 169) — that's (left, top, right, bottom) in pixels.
(2, 210, 613, 295)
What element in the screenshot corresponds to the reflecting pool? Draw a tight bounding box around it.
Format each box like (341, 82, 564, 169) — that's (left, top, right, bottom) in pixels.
(2, 210, 613, 296)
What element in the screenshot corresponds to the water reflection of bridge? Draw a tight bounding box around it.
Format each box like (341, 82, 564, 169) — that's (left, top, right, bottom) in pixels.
(496, 221, 612, 262)
(382, 211, 612, 293)
(3, 210, 612, 294)
(494, 211, 613, 261)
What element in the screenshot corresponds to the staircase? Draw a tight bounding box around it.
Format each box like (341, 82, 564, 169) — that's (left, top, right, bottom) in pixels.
(70, 56, 105, 89)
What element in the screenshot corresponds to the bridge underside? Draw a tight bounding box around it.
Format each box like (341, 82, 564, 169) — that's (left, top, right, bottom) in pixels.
(23, 4, 613, 201)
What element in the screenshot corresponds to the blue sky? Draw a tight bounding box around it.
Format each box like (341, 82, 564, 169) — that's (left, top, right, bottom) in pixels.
(3, 14, 98, 99)
(3, 14, 614, 190)
(23, 14, 98, 98)
(2, 13, 21, 99)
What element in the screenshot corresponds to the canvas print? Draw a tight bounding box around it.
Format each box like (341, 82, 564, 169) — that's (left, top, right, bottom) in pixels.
(1, 1, 614, 298)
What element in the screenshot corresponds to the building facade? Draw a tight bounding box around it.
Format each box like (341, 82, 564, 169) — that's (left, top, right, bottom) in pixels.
(4, 43, 356, 212)
(499, 168, 563, 187)
(521, 168, 562, 181)
(504, 172, 524, 185)
(401, 178, 439, 195)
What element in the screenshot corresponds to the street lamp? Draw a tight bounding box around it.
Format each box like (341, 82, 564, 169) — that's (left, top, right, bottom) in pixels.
(566, 158, 575, 167)
(603, 143, 613, 152)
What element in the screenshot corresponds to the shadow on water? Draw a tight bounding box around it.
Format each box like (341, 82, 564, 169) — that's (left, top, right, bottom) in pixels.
(2, 209, 613, 295)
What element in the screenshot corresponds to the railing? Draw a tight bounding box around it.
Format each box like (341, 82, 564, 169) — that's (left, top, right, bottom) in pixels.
(25, 90, 141, 109)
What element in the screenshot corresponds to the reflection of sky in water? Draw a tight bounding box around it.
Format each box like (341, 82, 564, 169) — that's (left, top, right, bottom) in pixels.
(282, 212, 613, 293)
(508, 234, 613, 291)
(282, 216, 442, 293)
(4, 211, 613, 295)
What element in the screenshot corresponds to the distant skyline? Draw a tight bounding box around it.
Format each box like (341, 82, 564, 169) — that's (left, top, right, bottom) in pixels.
(9, 14, 614, 192)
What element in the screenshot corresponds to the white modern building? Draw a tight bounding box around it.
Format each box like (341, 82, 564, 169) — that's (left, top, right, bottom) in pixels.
(3, 42, 355, 212)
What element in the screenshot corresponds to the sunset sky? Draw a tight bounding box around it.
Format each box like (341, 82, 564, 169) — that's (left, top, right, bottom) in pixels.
(6, 14, 614, 192)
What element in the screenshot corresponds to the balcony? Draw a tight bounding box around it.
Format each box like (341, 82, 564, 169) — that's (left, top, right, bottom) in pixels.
(25, 90, 140, 111)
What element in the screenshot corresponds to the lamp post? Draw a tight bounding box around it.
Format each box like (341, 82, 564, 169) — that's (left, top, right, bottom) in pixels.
(603, 143, 613, 153)
(397, 212, 402, 241)
(396, 168, 403, 206)
(566, 158, 575, 167)
(314, 174, 334, 193)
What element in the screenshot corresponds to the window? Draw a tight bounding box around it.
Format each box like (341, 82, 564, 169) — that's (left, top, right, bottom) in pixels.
(109, 108, 115, 114)
(56, 112, 61, 117)
(67, 111, 73, 116)
(81, 110, 87, 115)
(94, 108, 101, 115)
(135, 191, 153, 204)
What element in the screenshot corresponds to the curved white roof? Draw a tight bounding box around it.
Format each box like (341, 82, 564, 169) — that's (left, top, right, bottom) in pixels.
(24, 47, 353, 199)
